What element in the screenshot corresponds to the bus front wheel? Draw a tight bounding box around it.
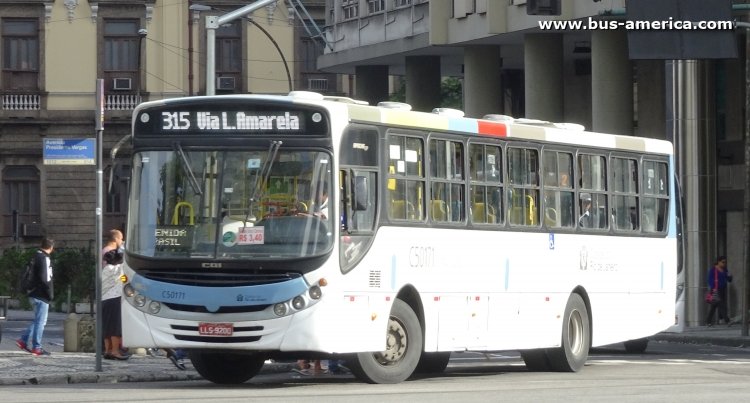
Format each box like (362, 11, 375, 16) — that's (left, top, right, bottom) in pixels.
(347, 299, 423, 384)
(547, 293, 590, 372)
(189, 350, 265, 384)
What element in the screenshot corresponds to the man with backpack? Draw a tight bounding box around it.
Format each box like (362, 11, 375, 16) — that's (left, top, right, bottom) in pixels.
(16, 238, 55, 356)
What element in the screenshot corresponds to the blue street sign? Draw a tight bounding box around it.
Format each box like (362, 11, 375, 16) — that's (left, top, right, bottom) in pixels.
(43, 138, 96, 165)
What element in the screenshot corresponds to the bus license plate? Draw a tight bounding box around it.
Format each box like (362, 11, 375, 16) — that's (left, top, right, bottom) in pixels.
(198, 322, 233, 336)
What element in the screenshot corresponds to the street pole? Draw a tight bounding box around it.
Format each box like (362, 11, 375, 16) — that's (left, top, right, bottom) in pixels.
(94, 79, 105, 371)
(205, 0, 278, 96)
(738, 20, 750, 337)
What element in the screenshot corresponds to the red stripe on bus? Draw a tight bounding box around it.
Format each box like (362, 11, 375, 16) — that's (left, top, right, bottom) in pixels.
(477, 121, 507, 137)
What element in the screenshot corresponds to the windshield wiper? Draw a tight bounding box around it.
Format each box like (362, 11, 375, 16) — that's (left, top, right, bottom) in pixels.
(173, 142, 203, 196)
(246, 141, 282, 223)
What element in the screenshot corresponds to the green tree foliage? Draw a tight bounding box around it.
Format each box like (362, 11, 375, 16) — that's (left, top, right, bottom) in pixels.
(389, 77, 463, 110)
(0, 247, 95, 310)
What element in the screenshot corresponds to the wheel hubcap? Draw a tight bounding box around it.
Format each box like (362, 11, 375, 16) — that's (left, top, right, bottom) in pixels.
(568, 309, 584, 355)
(374, 316, 407, 365)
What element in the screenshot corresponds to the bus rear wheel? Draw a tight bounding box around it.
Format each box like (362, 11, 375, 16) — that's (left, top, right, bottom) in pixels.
(546, 293, 590, 372)
(189, 350, 265, 384)
(347, 299, 423, 384)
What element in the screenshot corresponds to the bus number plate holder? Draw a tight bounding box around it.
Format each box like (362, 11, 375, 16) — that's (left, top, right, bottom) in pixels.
(198, 322, 233, 336)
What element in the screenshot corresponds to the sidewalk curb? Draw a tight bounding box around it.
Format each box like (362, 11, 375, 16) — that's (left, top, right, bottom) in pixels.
(651, 333, 750, 349)
(0, 358, 295, 386)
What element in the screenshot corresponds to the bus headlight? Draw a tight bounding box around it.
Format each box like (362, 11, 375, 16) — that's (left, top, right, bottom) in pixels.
(308, 285, 322, 300)
(123, 284, 135, 298)
(292, 296, 306, 310)
(134, 294, 147, 307)
(148, 301, 161, 314)
(273, 303, 287, 317)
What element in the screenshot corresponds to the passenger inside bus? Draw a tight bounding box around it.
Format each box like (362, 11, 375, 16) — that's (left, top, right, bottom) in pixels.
(579, 193, 593, 228)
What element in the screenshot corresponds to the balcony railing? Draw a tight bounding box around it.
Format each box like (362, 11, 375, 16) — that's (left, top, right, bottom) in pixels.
(2, 93, 41, 110)
(106, 94, 142, 110)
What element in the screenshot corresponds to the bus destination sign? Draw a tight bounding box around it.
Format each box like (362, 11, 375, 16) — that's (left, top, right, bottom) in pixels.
(160, 111, 302, 131)
(136, 104, 329, 137)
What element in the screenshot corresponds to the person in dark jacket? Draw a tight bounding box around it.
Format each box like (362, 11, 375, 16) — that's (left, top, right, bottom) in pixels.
(16, 238, 55, 356)
(705, 256, 732, 327)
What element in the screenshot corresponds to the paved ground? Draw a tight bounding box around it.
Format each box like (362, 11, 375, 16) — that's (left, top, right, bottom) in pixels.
(0, 308, 748, 385)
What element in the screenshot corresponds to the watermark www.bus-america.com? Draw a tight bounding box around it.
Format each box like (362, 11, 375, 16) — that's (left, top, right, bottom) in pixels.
(539, 17, 735, 31)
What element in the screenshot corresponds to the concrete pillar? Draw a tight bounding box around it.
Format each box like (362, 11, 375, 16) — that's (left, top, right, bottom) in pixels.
(591, 30, 632, 135)
(635, 60, 666, 139)
(524, 34, 563, 121)
(405, 56, 441, 112)
(355, 65, 389, 106)
(666, 60, 717, 327)
(464, 46, 502, 119)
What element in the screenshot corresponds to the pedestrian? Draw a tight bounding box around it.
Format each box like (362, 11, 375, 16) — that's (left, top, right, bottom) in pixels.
(101, 230, 129, 360)
(295, 359, 323, 375)
(327, 358, 350, 375)
(705, 256, 732, 327)
(165, 348, 187, 370)
(16, 238, 55, 356)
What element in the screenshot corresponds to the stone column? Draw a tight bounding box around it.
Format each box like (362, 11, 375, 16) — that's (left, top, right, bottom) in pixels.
(524, 34, 563, 121)
(464, 45, 502, 119)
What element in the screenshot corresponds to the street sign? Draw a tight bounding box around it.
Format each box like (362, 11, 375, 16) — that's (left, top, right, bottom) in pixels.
(43, 138, 96, 165)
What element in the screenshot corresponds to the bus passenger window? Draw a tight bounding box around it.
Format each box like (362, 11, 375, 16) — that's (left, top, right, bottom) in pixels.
(469, 143, 503, 225)
(507, 147, 539, 226)
(642, 160, 669, 233)
(429, 138, 465, 223)
(388, 134, 425, 221)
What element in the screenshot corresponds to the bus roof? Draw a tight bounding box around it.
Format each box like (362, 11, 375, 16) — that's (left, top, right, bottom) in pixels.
(341, 101, 673, 156)
(134, 93, 673, 156)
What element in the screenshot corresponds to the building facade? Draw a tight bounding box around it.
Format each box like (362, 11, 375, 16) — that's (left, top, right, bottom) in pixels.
(317, 0, 747, 327)
(0, 0, 337, 251)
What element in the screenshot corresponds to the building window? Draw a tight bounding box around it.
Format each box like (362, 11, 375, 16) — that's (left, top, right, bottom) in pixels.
(2, 18, 39, 90)
(2, 166, 41, 236)
(342, 0, 359, 20)
(216, 21, 241, 92)
(103, 19, 139, 92)
(394, 0, 412, 8)
(368, 0, 385, 14)
(104, 20, 139, 72)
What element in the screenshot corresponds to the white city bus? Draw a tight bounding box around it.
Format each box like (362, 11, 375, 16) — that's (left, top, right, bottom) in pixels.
(120, 92, 677, 384)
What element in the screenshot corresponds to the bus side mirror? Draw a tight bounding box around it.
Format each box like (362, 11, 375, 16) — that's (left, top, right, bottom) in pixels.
(353, 175, 368, 211)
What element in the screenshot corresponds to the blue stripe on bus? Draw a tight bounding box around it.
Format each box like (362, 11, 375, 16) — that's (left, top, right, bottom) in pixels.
(391, 255, 397, 290)
(660, 262, 664, 290)
(447, 118, 478, 134)
(504, 259, 510, 291)
(130, 273, 309, 312)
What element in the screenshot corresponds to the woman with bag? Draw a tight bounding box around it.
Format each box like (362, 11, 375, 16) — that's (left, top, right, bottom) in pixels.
(705, 256, 732, 327)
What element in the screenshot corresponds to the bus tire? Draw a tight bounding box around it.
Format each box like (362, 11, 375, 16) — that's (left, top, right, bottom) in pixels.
(189, 350, 265, 384)
(415, 351, 451, 374)
(347, 299, 422, 384)
(547, 293, 590, 372)
(624, 337, 649, 353)
(521, 349, 550, 371)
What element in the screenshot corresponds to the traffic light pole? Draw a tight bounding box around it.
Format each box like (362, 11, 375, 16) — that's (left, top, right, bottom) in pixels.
(205, 0, 277, 96)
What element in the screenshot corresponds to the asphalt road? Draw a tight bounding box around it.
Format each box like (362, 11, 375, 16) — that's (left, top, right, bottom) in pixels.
(3, 342, 750, 403)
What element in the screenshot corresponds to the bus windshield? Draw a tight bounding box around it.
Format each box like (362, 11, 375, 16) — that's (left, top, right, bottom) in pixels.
(127, 147, 334, 260)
